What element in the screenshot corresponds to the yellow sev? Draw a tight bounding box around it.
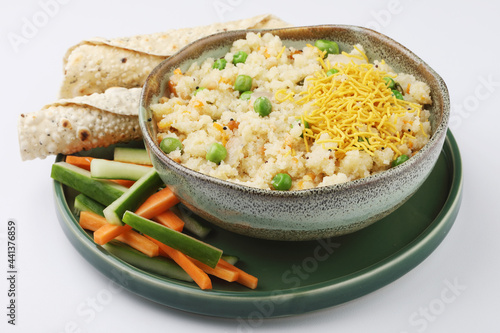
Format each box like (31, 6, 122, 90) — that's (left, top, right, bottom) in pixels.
(277, 50, 425, 156)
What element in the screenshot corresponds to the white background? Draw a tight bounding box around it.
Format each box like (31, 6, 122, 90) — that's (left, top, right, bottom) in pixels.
(1, 0, 499, 332)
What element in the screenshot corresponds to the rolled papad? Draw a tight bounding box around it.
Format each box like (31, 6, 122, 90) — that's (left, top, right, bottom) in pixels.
(18, 88, 141, 161)
(60, 14, 290, 98)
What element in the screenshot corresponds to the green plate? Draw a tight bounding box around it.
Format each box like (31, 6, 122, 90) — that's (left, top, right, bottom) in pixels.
(53, 130, 462, 318)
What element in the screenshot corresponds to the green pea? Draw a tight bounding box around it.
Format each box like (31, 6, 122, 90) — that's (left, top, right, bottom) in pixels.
(234, 75, 252, 93)
(326, 68, 339, 76)
(392, 154, 409, 167)
(314, 39, 340, 57)
(253, 96, 272, 117)
(232, 51, 248, 65)
(272, 173, 292, 191)
(206, 142, 227, 164)
(383, 77, 396, 89)
(391, 89, 404, 100)
(194, 87, 206, 96)
(358, 136, 370, 144)
(240, 91, 253, 100)
(160, 137, 183, 154)
(212, 58, 227, 70)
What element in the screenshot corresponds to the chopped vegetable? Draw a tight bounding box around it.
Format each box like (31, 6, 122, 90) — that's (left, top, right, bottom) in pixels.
(392, 154, 409, 167)
(94, 224, 132, 245)
(51, 162, 127, 206)
(314, 39, 340, 57)
(253, 96, 272, 116)
(122, 211, 223, 268)
(134, 187, 180, 219)
(104, 241, 192, 282)
(383, 76, 396, 89)
(206, 142, 227, 164)
(103, 168, 164, 225)
(146, 235, 212, 290)
(114, 147, 152, 165)
(232, 51, 248, 65)
(160, 137, 183, 154)
(170, 204, 211, 238)
(65, 155, 94, 171)
(79, 211, 159, 257)
(240, 91, 253, 100)
(326, 68, 339, 76)
(74, 194, 106, 217)
(392, 89, 404, 100)
(234, 75, 252, 92)
(212, 58, 227, 70)
(153, 210, 184, 232)
(271, 173, 292, 191)
(218, 259, 258, 289)
(90, 159, 152, 181)
(190, 258, 239, 282)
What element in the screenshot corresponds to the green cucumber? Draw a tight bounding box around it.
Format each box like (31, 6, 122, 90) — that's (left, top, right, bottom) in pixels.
(103, 168, 164, 225)
(122, 211, 222, 268)
(74, 194, 106, 217)
(90, 159, 151, 181)
(114, 147, 152, 165)
(103, 241, 192, 282)
(221, 254, 239, 266)
(171, 204, 212, 239)
(51, 162, 127, 206)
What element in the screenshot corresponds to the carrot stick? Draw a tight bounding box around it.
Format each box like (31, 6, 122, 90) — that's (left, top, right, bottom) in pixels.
(110, 179, 136, 188)
(115, 231, 159, 258)
(145, 235, 212, 290)
(134, 187, 180, 219)
(190, 258, 239, 282)
(79, 211, 159, 257)
(79, 210, 106, 230)
(153, 210, 184, 232)
(218, 259, 258, 289)
(93, 224, 132, 245)
(65, 155, 94, 171)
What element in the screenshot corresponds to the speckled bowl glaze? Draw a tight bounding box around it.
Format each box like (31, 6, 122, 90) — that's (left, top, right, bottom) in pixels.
(139, 25, 450, 241)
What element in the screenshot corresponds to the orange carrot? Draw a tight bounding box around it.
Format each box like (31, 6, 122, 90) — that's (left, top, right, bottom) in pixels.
(93, 224, 132, 245)
(145, 235, 212, 290)
(65, 155, 94, 171)
(109, 179, 136, 188)
(115, 231, 159, 258)
(134, 187, 180, 219)
(153, 210, 184, 232)
(79, 211, 159, 257)
(218, 259, 258, 289)
(190, 258, 239, 282)
(79, 211, 106, 230)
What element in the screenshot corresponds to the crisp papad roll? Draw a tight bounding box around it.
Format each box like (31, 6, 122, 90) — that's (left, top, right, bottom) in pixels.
(60, 14, 290, 98)
(18, 87, 141, 161)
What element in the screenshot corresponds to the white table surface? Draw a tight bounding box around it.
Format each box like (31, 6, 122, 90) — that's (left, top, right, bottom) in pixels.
(2, 0, 499, 332)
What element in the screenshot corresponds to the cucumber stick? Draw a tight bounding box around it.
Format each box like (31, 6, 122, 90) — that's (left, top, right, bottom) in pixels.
(122, 211, 223, 268)
(103, 168, 164, 225)
(103, 241, 192, 282)
(114, 147, 152, 165)
(170, 204, 212, 239)
(90, 159, 151, 181)
(51, 162, 127, 206)
(74, 194, 106, 217)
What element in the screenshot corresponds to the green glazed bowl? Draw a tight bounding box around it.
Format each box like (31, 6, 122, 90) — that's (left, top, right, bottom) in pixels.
(140, 25, 450, 241)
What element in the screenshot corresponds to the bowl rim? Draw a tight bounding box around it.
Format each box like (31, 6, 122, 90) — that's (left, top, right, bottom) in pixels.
(139, 24, 450, 197)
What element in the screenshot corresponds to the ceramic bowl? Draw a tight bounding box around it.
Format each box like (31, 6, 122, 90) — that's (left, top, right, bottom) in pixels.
(139, 25, 450, 241)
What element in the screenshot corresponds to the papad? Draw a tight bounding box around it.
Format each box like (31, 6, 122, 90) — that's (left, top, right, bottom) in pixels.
(18, 88, 142, 160)
(60, 14, 290, 98)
